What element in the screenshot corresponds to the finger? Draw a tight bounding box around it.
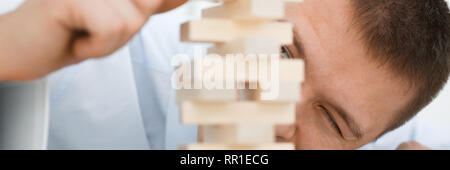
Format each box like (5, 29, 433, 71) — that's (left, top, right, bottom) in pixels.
(198, 126, 204, 143)
(131, 0, 164, 17)
(71, 0, 127, 59)
(157, 0, 188, 13)
(131, 0, 187, 17)
(106, 0, 146, 36)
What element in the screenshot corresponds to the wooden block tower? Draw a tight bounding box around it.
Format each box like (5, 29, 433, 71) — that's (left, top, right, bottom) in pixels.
(177, 0, 304, 150)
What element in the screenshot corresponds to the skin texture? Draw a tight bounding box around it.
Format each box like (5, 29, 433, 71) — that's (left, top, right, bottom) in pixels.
(397, 141, 430, 150)
(158, 0, 188, 13)
(275, 0, 420, 149)
(0, 0, 187, 81)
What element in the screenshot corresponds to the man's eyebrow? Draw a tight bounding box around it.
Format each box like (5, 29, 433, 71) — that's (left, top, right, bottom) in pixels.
(292, 29, 306, 58)
(330, 103, 364, 139)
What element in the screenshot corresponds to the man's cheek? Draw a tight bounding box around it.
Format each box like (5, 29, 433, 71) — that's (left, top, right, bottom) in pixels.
(294, 126, 343, 150)
(294, 109, 346, 150)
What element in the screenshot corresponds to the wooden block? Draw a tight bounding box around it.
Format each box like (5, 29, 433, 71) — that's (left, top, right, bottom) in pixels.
(177, 89, 237, 103)
(260, 82, 301, 101)
(208, 36, 281, 56)
(202, 125, 275, 143)
(236, 84, 261, 101)
(180, 101, 296, 125)
(183, 143, 295, 150)
(176, 88, 260, 103)
(283, 0, 305, 4)
(202, 0, 285, 21)
(176, 82, 300, 102)
(181, 19, 293, 44)
(193, 0, 304, 3)
(175, 57, 305, 86)
(181, 19, 234, 43)
(276, 59, 305, 83)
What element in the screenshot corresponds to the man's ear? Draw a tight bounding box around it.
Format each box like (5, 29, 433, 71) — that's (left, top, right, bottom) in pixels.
(157, 0, 188, 13)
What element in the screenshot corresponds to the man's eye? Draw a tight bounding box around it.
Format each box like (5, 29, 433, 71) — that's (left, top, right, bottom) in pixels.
(319, 105, 344, 138)
(281, 46, 292, 59)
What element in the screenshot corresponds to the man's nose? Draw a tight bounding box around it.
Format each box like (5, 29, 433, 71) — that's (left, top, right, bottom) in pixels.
(275, 124, 296, 142)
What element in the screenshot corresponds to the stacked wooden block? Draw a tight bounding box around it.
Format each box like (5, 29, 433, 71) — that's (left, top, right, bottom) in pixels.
(178, 0, 304, 150)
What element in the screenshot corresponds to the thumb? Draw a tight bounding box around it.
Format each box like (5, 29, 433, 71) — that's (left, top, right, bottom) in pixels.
(156, 0, 188, 13)
(133, 0, 187, 17)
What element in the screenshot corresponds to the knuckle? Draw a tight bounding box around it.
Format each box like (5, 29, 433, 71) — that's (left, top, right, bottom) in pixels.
(108, 18, 127, 35)
(128, 17, 145, 32)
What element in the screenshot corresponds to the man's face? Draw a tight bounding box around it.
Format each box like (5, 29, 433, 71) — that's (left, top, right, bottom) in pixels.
(277, 0, 416, 149)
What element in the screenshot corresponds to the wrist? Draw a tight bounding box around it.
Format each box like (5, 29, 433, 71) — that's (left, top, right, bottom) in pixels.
(0, 10, 28, 81)
(0, 14, 11, 81)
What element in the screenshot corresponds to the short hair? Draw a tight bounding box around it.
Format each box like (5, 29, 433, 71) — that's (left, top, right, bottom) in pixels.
(351, 0, 450, 134)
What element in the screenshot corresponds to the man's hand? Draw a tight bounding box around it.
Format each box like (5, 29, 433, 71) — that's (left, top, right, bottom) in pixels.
(0, 0, 186, 81)
(397, 141, 431, 150)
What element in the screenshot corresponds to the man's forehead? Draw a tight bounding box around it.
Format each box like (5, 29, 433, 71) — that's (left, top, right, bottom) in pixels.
(293, 0, 354, 23)
(286, 0, 361, 60)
